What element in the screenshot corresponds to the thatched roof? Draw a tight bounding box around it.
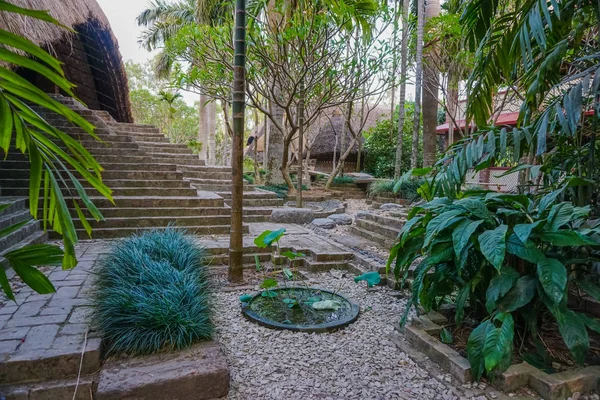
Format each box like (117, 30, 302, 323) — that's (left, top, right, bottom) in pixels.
(308, 105, 390, 158)
(0, 1, 132, 122)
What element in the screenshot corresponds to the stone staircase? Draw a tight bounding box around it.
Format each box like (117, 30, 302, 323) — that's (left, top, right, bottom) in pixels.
(0, 95, 281, 239)
(349, 211, 406, 248)
(0, 197, 48, 268)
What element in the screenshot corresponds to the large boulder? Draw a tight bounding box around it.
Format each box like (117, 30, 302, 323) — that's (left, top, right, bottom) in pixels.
(329, 213, 353, 226)
(311, 218, 336, 229)
(270, 208, 315, 224)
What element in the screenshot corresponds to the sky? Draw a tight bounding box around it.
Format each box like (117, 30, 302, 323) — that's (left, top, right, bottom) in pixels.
(96, 0, 414, 105)
(97, 0, 156, 65)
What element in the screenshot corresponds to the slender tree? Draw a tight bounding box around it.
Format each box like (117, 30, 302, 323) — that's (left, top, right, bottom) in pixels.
(410, 0, 424, 169)
(394, 0, 410, 178)
(421, 0, 441, 167)
(229, 0, 247, 282)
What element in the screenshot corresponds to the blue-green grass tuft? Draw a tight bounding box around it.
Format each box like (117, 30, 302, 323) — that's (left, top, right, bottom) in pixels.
(92, 228, 213, 355)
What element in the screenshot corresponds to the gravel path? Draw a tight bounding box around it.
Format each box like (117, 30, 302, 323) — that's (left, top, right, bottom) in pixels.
(213, 272, 463, 400)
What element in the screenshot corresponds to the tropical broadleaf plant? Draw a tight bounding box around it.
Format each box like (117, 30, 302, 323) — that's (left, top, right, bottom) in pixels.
(388, 190, 600, 379)
(0, 1, 111, 300)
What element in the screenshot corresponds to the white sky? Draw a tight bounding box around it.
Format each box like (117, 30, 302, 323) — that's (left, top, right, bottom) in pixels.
(97, 0, 414, 105)
(97, 0, 156, 65)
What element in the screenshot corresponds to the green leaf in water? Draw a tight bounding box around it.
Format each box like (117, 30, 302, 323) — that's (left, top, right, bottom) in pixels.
(282, 298, 298, 308)
(261, 290, 278, 298)
(354, 271, 381, 287)
(312, 300, 341, 310)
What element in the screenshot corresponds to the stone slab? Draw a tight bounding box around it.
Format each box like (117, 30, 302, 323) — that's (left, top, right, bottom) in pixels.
(95, 341, 229, 400)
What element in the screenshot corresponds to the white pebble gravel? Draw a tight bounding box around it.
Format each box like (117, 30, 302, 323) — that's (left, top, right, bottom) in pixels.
(213, 272, 464, 400)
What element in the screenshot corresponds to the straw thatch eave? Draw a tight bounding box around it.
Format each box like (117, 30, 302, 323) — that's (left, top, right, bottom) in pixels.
(0, 0, 133, 123)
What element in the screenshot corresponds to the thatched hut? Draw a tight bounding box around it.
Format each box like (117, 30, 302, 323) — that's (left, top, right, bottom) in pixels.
(307, 105, 390, 173)
(1, 0, 132, 122)
(245, 105, 390, 173)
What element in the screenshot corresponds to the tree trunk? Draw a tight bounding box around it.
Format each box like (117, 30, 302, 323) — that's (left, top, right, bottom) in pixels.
(326, 136, 358, 187)
(253, 108, 260, 184)
(390, 0, 399, 146)
(207, 100, 217, 164)
(447, 66, 459, 146)
(422, 0, 441, 167)
(411, 0, 425, 169)
(198, 94, 209, 162)
(266, 96, 285, 185)
(296, 79, 305, 207)
(280, 136, 296, 192)
(394, 0, 410, 179)
(229, 0, 247, 282)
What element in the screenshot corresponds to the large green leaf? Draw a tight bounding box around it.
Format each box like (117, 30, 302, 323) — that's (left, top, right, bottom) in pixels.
(486, 266, 519, 313)
(506, 234, 546, 264)
(452, 219, 483, 258)
(10, 262, 55, 294)
(424, 209, 465, 248)
(513, 221, 543, 244)
(467, 320, 493, 381)
(0, 267, 14, 301)
(553, 308, 589, 365)
(478, 225, 508, 270)
(483, 313, 514, 373)
(577, 280, 600, 302)
(536, 258, 567, 304)
(264, 228, 285, 246)
(546, 203, 574, 231)
(538, 231, 598, 246)
(456, 198, 492, 221)
(497, 275, 537, 312)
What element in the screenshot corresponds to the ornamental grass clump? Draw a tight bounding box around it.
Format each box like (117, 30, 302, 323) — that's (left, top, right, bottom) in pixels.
(92, 228, 213, 355)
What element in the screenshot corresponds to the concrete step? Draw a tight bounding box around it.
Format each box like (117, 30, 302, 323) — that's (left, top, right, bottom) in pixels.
(177, 165, 232, 174)
(363, 212, 406, 229)
(0, 376, 95, 400)
(0, 219, 41, 256)
(101, 170, 185, 181)
(3, 186, 198, 198)
(304, 259, 353, 273)
(216, 191, 274, 199)
(240, 198, 284, 207)
(108, 123, 160, 133)
(356, 218, 401, 238)
(0, 197, 28, 218)
(75, 215, 235, 230)
(127, 135, 170, 143)
(242, 207, 274, 216)
(208, 252, 271, 266)
(69, 196, 225, 209)
(54, 224, 249, 239)
(0, 209, 31, 230)
(0, 337, 100, 385)
(90, 206, 231, 218)
(349, 225, 395, 248)
(0, 230, 48, 270)
(138, 146, 192, 154)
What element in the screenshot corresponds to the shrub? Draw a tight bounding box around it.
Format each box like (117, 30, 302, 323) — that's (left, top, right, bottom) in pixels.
(389, 191, 600, 380)
(243, 173, 255, 184)
(243, 156, 255, 172)
(333, 176, 354, 185)
(367, 179, 395, 197)
(363, 102, 421, 178)
(92, 228, 213, 355)
(368, 178, 423, 201)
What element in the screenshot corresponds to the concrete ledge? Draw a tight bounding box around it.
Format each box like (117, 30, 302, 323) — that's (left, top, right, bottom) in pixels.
(407, 314, 600, 399)
(95, 341, 229, 400)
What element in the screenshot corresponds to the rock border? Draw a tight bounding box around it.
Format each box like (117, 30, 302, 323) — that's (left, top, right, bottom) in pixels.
(407, 314, 600, 400)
